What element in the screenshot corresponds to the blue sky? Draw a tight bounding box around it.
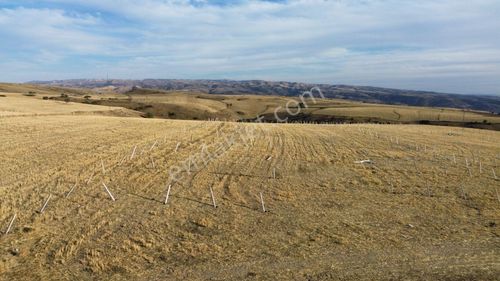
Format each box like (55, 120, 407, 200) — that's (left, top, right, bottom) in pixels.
(0, 0, 499, 95)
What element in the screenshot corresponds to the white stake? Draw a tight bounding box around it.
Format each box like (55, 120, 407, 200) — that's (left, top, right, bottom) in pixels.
(479, 161, 482, 174)
(150, 156, 155, 168)
(102, 182, 116, 201)
(272, 168, 276, 179)
(118, 155, 127, 166)
(40, 194, 52, 213)
(493, 168, 498, 180)
(210, 187, 217, 208)
(465, 159, 472, 177)
(5, 214, 16, 235)
(260, 192, 266, 212)
(150, 140, 158, 151)
(164, 184, 171, 205)
(175, 142, 181, 153)
(101, 159, 106, 174)
(86, 171, 94, 185)
(130, 145, 137, 160)
(66, 183, 77, 198)
(453, 154, 456, 164)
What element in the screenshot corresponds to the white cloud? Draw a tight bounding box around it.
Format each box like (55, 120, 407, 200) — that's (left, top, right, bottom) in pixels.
(0, 0, 499, 95)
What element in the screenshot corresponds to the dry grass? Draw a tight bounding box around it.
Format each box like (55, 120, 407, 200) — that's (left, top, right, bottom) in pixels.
(2, 83, 499, 125)
(1, 111, 499, 280)
(0, 92, 140, 117)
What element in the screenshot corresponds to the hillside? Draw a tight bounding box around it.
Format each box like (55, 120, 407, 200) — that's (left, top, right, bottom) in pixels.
(0, 85, 140, 118)
(42, 86, 500, 130)
(1, 112, 499, 280)
(30, 79, 500, 113)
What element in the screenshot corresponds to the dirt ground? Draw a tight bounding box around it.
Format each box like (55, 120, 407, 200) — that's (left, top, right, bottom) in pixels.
(0, 114, 499, 280)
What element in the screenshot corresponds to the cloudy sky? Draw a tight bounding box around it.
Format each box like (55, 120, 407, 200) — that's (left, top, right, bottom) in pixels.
(0, 0, 499, 95)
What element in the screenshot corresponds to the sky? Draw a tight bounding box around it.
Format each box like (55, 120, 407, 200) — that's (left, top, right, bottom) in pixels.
(0, 0, 499, 95)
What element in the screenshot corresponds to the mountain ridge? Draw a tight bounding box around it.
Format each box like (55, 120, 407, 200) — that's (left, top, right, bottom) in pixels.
(29, 79, 500, 113)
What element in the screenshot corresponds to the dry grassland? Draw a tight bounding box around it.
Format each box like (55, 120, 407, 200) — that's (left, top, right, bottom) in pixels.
(0, 92, 140, 118)
(1, 111, 499, 280)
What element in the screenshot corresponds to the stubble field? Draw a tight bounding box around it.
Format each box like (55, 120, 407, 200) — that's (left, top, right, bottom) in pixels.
(0, 94, 499, 280)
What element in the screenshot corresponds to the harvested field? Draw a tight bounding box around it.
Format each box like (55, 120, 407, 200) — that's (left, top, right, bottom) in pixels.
(1, 113, 499, 280)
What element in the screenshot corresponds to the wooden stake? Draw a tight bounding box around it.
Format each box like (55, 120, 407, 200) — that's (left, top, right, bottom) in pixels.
(5, 214, 16, 235)
(493, 168, 498, 180)
(164, 184, 171, 205)
(66, 183, 77, 198)
(272, 168, 276, 179)
(130, 145, 137, 160)
(260, 192, 266, 212)
(175, 142, 181, 153)
(479, 160, 482, 174)
(210, 187, 217, 208)
(102, 182, 116, 201)
(496, 188, 500, 204)
(40, 194, 52, 213)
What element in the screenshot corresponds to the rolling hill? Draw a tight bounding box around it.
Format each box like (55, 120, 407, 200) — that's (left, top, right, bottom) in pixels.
(30, 79, 500, 113)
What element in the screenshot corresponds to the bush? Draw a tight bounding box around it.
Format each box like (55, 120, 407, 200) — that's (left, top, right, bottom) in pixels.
(144, 112, 154, 118)
(42, 96, 49, 100)
(24, 92, 36, 96)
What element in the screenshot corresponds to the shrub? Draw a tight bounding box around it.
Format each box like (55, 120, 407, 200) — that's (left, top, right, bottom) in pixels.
(42, 96, 49, 100)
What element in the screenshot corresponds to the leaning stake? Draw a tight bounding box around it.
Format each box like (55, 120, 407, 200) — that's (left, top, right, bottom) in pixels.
(102, 182, 116, 201)
(66, 183, 77, 198)
(5, 214, 16, 235)
(130, 145, 137, 160)
(260, 192, 266, 212)
(164, 184, 171, 205)
(40, 194, 52, 213)
(210, 187, 217, 208)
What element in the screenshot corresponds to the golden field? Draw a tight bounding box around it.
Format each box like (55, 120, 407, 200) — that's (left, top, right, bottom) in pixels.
(0, 85, 499, 280)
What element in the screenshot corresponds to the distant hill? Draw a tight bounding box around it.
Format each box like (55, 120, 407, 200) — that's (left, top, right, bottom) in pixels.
(29, 79, 500, 113)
